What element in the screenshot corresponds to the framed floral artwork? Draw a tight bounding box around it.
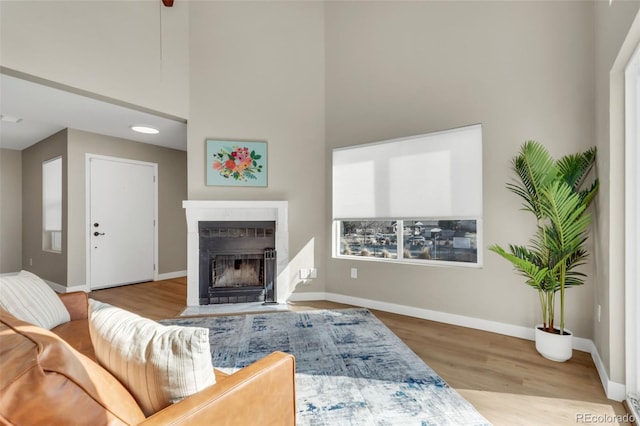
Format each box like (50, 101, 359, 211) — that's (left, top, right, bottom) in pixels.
(206, 139, 267, 187)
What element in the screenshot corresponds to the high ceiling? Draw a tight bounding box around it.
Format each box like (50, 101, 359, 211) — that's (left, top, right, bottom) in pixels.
(0, 72, 187, 151)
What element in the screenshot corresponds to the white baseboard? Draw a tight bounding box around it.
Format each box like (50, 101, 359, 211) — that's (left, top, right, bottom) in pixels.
(288, 290, 626, 401)
(45, 270, 187, 294)
(1, 272, 89, 294)
(45, 280, 89, 294)
(590, 342, 627, 401)
(290, 291, 534, 339)
(287, 292, 327, 302)
(156, 270, 187, 280)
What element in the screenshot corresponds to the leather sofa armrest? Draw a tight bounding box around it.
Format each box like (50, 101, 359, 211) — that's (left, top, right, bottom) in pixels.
(58, 292, 89, 320)
(140, 351, 296, 426)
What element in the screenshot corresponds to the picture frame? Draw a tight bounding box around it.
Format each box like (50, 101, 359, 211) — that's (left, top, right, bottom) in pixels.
(205, 139, 268, 187)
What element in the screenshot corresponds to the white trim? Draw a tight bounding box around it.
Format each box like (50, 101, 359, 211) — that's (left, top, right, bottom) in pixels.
(590, 340, 628, 401)
(288, 291, 624, 401)
(287, 292, 327, 302)
(43, 279, 64, 293)
(44, 279, 89, 294)
(0, 273, 89, 294)
(334, 218, 483, 268)
(626, 41, 640, 411)
(156, 270, 187, 280)
(331, 292, 534, 339)
(183, 200, 289, 306)
(85, 154, 159, 289)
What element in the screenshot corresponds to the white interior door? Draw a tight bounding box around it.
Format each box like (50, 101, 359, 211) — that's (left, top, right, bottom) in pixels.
(88, 156, 157, 289)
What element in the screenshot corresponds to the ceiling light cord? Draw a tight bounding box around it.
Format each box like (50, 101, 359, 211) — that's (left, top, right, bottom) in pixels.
(159, 0, 164, 81)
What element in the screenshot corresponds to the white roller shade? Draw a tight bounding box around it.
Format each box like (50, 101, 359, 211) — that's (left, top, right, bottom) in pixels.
(332, 124, 482, 219)
(43, 157, 62, 231)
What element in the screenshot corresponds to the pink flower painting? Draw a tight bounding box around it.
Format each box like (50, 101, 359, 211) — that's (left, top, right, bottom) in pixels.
(207, 141, 267, 186)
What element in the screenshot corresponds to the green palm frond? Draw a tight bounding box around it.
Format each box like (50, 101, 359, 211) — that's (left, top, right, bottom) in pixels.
(557, 147, 599, 210)
(508, 243, 542, 264)
(580, 179, 600, 209)
(557, 147, 596, 191)
(541, 195, 590, 262)
(506, 141, 557, 219)
(489, 244, 549, 290)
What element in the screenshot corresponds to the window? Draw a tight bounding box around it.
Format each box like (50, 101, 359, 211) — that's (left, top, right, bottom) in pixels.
(43, 156, 62, 252)
(332, 124, 482, 267)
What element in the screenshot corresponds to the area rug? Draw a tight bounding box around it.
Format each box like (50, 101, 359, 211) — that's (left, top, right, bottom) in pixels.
(160, 308, 491, 426)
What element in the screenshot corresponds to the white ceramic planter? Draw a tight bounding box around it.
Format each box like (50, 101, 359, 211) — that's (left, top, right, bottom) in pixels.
(534, 325, 573, 362)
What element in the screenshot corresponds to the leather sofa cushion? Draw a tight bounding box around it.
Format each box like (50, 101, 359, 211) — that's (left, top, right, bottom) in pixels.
(52, 319, 97, 363)
(0, 310, 146, 426)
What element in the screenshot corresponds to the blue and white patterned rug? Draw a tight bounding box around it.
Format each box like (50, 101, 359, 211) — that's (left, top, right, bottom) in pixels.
(160, 308, 490, 426)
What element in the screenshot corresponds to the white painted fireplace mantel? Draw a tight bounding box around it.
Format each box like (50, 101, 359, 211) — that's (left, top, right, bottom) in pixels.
(183, 200, 289, 306)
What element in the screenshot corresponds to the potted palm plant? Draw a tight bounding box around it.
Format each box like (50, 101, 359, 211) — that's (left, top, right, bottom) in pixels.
(489, 141, 599, 362)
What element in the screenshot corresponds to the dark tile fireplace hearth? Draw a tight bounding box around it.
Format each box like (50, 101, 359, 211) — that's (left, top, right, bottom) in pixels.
(198, 221, 276, 305)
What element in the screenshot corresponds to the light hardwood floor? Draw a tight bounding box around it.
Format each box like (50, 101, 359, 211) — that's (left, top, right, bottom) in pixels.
(90, 277, 633, 426)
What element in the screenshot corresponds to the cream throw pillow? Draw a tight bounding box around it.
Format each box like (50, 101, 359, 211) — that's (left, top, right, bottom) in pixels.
(0, 270, 70, 329)
(88, 300, 216, 416)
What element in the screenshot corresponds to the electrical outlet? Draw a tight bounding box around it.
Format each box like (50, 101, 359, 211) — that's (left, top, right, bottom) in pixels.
(597, 305, 601, 322)
(309, 268, 317, 279)
(299, 269, 309, 280)
(350, 268, 358, 279)
(29, 258, 33, 266)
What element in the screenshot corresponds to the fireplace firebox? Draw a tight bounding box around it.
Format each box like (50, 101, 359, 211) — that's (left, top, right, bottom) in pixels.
(198, 221, 276, 305)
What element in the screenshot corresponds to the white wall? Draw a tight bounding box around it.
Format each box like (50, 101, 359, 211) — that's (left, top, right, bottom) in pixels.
(594, 0, 640, 385)
(3, 0, 638, 388)
(325, 1, 597, 338)
(0, 0, 189, 118)
(187, 1, 327, 294)
(66, 129, 187, 287)
(0, 148, 22, 273)
(0, 0, 191, 287)
(21, 130, 68, 285)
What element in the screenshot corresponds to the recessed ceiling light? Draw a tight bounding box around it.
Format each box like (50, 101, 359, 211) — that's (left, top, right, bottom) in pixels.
(0, 114, 23, 123)
(130, 125, 159, 135)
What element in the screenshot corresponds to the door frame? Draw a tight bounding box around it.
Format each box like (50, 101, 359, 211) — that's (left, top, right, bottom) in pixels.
(85, 153, 159, 289)
(625, 42, 640, 412)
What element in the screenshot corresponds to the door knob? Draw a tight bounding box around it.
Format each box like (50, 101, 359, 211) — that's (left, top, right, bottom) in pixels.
(94, 232, 105, 236)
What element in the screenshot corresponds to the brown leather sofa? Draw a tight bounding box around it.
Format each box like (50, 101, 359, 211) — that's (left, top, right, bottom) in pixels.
(0, 292, 296, 425)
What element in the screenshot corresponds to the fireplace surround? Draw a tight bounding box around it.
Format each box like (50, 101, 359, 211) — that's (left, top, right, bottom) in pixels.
(183, 200, 289, 306)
